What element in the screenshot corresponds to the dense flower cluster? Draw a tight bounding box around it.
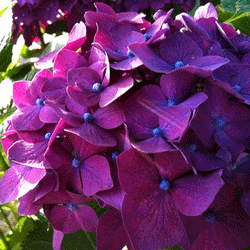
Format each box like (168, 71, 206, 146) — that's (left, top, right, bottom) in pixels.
(12, 0, 210, 46)
(2, 2, 250, 250)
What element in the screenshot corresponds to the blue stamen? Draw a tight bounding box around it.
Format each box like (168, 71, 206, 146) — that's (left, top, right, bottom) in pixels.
(112, 151, 119, 160)
(92, 83, 102, 92)
(36, 98, 43, 106)
(167, 100, 176, 106)
(22, 13, 26, 17)
(205, 212, 215, 223)
(68, 203, 76, 211)
(160, 180, 171, 191)
(233, 85, 242, 93)
(83, 113, 93, 122)
(216, 119, 225, 128)
(45, 133, 52, 140)
(72, 158, 80, 168)
(189, 143, 197, 152)
(152, 127, 162, 137)
(175, 61, 185, 69)
(144, 33, 152, 41)
(47, 7, 50, 11)
(127, 49, 135, 57)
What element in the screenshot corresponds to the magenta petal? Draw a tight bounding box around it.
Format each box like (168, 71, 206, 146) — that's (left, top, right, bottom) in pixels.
(194, 3, 218, 20)
(65, 123, 117, 147)
(49, 205, 98, 233)
(154, 150, 192, 181)
(132, 137, 173, 153)
(159, 32, 203, 65)
(31, 69, 53, 97)
(160, 70, 196, 104)
(242, 191, 250, 216)
(97, 209, 130, 250)
(129, 43, 173, 73)
(80, 155, 113, 196)
(95, 2, 117, 16)
(179, 92, 208, 110)
(18, 188, 41, 215)
(41, 77, 67, 103)
(99, 75, 134, 107)
(53, 49, 88, 78)
(8, 140, 48, 168)
(111, 56, 143, 70)
(39, 105, 60, 123)
(67, 67, 101, 88)
(214, 129, 245, 161)
(35, 50, 59, 69)
(12, 106, 44, 131)
(122, 191, 185, 250)
(93, 102, 124, 129)
(65, 22, 87, 51)
(117, 148, 160, 198)
(190, 56, 229, 71)
(0, 165, 45, 204)
(53, 230, 64, 250)
(13, 81, 36, 108)
(172, 171, 224, 216)
(67, 85, 100, 107)
(159, 106, 191, 141)
(45, 101, 84, 127)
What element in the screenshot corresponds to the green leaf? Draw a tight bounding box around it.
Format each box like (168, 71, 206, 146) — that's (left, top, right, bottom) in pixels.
(0, 6, 13, 72)
(222, 0, 250, 13)
(5, 63, 33, 81)
(160, 246, 182, 250)
(45, 20, 68, 36)
(188, 0, 200, 16)
(61, 230, 96, 250)
(6, 217, 35, 250)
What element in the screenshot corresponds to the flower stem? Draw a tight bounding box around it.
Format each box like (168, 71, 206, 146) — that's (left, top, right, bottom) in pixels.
(83, 231, 96, 250)
(0, 151, 8, 171)
(35, 20, 46, 49)
(0, 229, 10, 250)
(0, 206, 15, 233)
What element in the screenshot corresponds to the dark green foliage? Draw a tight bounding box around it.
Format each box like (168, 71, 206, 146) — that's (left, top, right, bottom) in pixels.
(0, 7, 13, 73)
(45, 20, 68, 36)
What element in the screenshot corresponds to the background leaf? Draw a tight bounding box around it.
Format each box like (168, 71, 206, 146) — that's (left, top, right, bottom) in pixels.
(0, 6, 13, 72)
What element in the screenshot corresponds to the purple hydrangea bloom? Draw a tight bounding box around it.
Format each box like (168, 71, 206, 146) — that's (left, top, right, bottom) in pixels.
(129, 32, 229, 76)
(117, 148, 224, 250)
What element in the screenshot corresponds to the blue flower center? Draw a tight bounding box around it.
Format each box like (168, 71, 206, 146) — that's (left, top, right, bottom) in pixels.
(167, 100, 176, 106)
(229, 162, 237, 171)
(112, 151, 119, 160)
(36, 98, 44, 106)
(127, 49, 135, 57)
(205, 212, 215, 223)
(22, 13, 26, 17)
(175, 61, 185, 69)
(72, 158, 80, 168)
(233, 85, 242, 93)
(45, 133, 52, 140)
(216, 118, 225, 128)
(153, 127, 162, 137)
(189, 143, 197, 152)
(68, 203, 76, 211)
(83, 113, 93, 122)
(160, 180, 171, 191)
(92, 83, 102, 92)
(47, 7, 50, 11)
(144, 33, 152, 41)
